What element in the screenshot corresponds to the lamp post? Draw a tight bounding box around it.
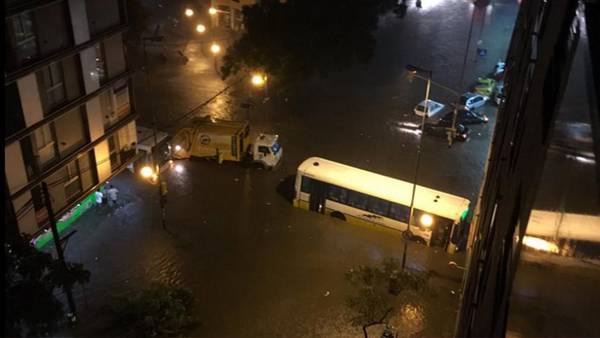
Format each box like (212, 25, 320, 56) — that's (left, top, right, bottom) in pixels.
(402, 64, 432, 270)
(142, 35, 168, 230)
(210, 42, 221, 74)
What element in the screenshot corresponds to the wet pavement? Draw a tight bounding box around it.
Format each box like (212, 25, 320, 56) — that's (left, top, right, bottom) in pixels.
(51, 0, 598, 337)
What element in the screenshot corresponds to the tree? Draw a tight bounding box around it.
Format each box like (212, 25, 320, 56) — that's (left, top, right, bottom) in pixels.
(220, 0, 397, 86)
(4, 236, 90, 337)
(345, 258, 429, 338)
(111, 283, 197, 337)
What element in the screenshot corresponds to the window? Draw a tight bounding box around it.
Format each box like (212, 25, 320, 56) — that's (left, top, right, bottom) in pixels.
(8, 12, 38, 66)
(114, 83, 130, 119)
(347, 190, 368, 210)
(108, 133, 121, 171)
(100, 91, 116, 128)
(328, 185, 348, 204)
(38, 61, 66, 113)
(367, 196, 390, 216)
(95, 43, 107, 84)
(64, 161, 82, 202)
(33, 124, 57, 169)
(54, 107, 87, 157)
(389, 203, 410, 222)
(86, 0, 122, 36)
(258, 146, 270, 154)
(301, 176, 312, 193)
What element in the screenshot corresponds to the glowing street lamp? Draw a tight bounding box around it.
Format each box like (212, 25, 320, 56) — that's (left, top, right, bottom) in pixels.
(208, 7, 218, 15)
(140, 166, 154, 178)
(196, 24, 206, 33)
(251, 73, 266, 87)
(174, 164, 184, 173)
(210, 42, 221, 54)
(185, 8, 194, 17)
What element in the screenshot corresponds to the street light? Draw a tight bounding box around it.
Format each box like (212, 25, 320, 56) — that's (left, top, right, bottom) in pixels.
(208, 7, 218, 15)
(251, 73, 266, 87)
(140, 166, 154, 178)
(210, 42, 221, 74)
(210, 42, 221, 54)
(402, 64, 432, 271)
(196, 24, 206, 33)
(185, 8, 194, 17)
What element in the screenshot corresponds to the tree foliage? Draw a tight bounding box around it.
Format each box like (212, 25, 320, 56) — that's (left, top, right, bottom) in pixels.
(221, 0, 397, 84)
(111, 283, 197, 337)
(4, 236, 91, 337)
(345, 258, 429, 338)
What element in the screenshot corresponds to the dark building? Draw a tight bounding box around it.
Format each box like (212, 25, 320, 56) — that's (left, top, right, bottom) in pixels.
(5, 0, 138, 241)
(456, 0, 600, 336)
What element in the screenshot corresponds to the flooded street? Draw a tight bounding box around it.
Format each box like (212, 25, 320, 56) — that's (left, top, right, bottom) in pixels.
(52, 1, 600, 337)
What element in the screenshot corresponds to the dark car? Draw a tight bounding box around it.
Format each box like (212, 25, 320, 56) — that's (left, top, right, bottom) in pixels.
(439, 109, 488, 126)
(423, 123, 470, 142)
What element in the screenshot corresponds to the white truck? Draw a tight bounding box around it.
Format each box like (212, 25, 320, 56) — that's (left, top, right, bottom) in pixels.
(171, 118, 283, 169)
(130, 125, 172, 174)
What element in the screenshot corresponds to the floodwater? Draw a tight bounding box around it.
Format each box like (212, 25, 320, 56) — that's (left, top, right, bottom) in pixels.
(58, 1, 600, 337)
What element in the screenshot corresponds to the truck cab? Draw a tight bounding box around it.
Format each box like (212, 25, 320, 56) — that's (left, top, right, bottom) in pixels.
(251, 134, 282, 169)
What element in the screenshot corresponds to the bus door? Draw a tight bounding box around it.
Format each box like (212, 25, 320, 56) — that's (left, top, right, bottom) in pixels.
(430, 218, 453, 248)
(309, 181, 328, 214)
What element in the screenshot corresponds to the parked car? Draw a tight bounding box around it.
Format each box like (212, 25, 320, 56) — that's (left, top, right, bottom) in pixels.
(439, 109, 489, 126)
(414, 99, 445, 118)
(423, 123, 470, 142)
(494, 61, 506, 79)
(474, 77, 496, 96)
(459, 92, 489, 110)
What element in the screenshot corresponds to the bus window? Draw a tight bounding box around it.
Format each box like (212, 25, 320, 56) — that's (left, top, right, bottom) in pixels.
(328, 185, 348, 203)
(347, 190, 368, 210)
(301, 176, 312, 193)
(367, 196, 390, 216)
(389, 203, 409, 222)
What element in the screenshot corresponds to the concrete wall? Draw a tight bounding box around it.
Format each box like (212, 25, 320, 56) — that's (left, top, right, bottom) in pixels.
(16, 74, 44, 128)
(80, 46, 101, 94)
(68, 0, 91, 45)
(94, 140, 111, 182)
(86, 96, 105, 141)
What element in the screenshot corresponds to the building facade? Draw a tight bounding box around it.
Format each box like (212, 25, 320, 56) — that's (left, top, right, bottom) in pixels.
(210, 0, 256, 30)
(5, 0, 138, 240)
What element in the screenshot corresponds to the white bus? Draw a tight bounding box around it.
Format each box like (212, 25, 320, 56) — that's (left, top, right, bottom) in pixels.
(294, 157, 471, 248)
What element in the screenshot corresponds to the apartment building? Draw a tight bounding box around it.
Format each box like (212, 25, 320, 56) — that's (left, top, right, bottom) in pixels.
(210, 0, 256, 30)
(5, 0, 138, 240)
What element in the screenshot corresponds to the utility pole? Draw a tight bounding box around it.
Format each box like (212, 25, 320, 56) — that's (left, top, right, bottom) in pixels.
(142, 35, 168, 230)
(41, 182, 77, 323)
(403, 65, 432, 271)
(450, 2, 479, 147)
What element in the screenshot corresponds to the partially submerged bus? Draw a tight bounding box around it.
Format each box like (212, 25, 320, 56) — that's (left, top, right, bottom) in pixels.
(294, 157, 471, 249)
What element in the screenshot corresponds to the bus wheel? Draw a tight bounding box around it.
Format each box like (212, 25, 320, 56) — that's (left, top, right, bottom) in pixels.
(402, 230, 413, 240)
(330, 211, 346, 222)
(413, 237, 427, 245)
